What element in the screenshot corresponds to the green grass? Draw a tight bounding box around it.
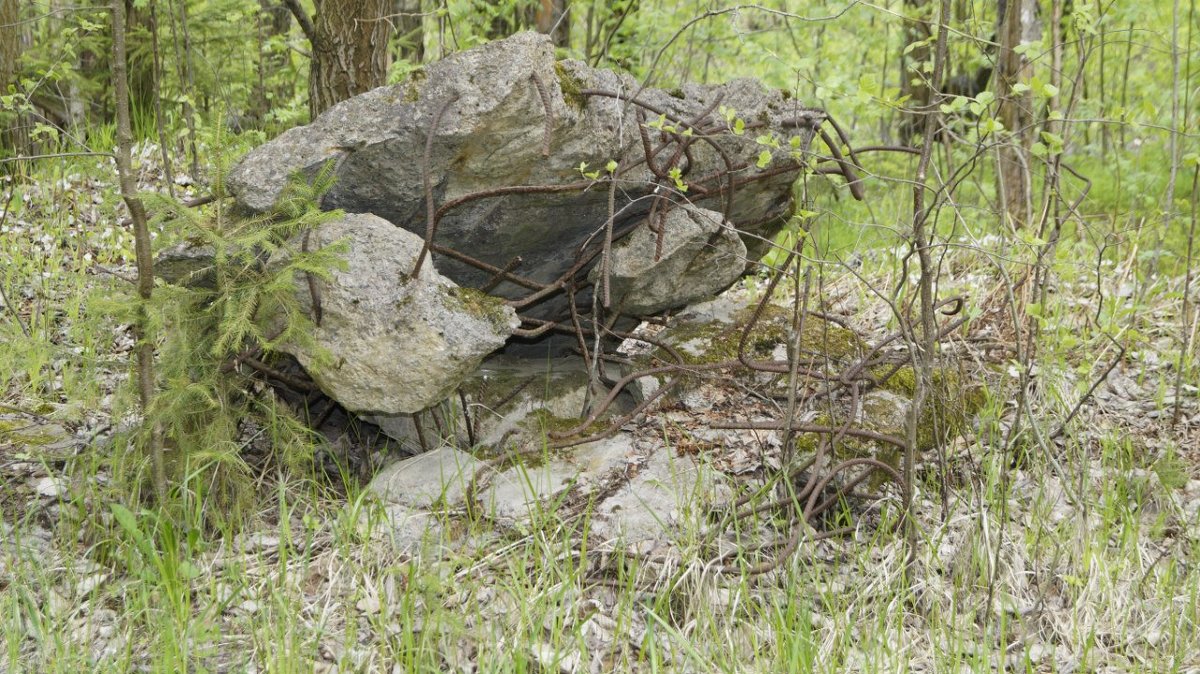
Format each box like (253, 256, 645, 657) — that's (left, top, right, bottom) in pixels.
(3, 34, 1198, 673)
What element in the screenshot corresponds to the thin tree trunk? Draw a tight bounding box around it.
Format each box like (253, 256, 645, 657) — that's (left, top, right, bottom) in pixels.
(0, 0, 31, 157)
(166, 0, 198, 178)
(393, 0, 424, 61)
(1098, 1, 1108, 157)
(112, 0, 166, 500)
(906, 0, 952, 562)
(149, 1, 175, 197)
(535, 0, 570, 48)
(252, 0, 293, 127)
(124, 0, 156, 122)
(1119, 22, 1132, 148)
(995, 0, 1038, 229)
(899, 0, 933, 141)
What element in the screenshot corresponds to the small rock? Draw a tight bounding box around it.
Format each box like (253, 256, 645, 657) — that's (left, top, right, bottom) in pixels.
(35, 476, 67, 498)
(367, 446, 484, 509)
(479, 434, 637, 524)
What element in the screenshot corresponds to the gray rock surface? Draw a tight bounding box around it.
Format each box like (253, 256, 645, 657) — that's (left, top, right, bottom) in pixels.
(592, 205, 746, 315)
(154, 242, 216, 289)
(478, 433, 638, 525)
(589, 447, 730, 545)
(366, 446, 484, 508)
(363, 433, 733, 548)
(229, 32, 815, 320)
(270, 212, 519, 415)
(363, 355, 634, 452)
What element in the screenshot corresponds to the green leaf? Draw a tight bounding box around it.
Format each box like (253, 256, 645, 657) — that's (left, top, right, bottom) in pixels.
(110, 503, 142, 540)
(756, 150, 772, 168)
(179, 561, 201, 580)
(733, 118, 745, 136)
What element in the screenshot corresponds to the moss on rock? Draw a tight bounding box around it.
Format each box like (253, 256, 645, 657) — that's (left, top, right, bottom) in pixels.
(793, 366, 984, 473)
(402, 67, 427, 103)
(0, 419, 66, 446)
(653, 303, 864, 368)
(554, 62, 587, 111)
(443, 286, 514, 333)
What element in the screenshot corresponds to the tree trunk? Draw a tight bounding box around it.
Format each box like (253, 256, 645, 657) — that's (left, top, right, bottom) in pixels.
(149, 1, 175, 196)
(166, 0, 199, 177)
(535, 0, 569, 48)
(252, 0, 293, 127)
(393, 0, 424, 62)
(125, 0, 156, 124)
(995, 0, 1039, 229)
(301, 0, 392, 120)
(899, 0, 933, 141)
(585, 0, 638, 68)
(486, 1, 535, 39)
(1, 0, 32, 156)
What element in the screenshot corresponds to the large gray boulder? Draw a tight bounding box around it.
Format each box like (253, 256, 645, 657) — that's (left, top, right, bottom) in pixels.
(271, 212, 519, 415)
(229, 32, 817, 321)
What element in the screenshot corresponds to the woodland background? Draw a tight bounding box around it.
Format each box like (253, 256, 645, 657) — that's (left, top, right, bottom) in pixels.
(2, 1, 1199, 672)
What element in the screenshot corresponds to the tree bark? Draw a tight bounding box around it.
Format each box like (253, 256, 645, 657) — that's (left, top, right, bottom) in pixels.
(995, 0, 1039, 229)
(124, 0, 156, 121)
(149, 1, 174, 196)
(287, 0, 392, 120)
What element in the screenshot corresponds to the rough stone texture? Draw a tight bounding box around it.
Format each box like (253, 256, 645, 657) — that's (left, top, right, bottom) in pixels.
(592, 205, 746, 315)
(229, 32, 812, 320)
(360, 504, 441, 556)
(270, 212, 519, 415)
(363, 434, 733, 547)
(589, 447, 730, 545)
(366, 446, 484, 508)
(154, 242, 216, 289)
(364, 356, 634, 452)
(478, 434, 638, 525)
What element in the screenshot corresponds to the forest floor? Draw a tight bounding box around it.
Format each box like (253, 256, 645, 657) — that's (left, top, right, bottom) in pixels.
(2, 151, 1199, 673)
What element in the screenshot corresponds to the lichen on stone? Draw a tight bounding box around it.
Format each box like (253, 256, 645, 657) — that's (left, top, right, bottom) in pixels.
(0, 419, 64, 446)
(443, 285, 514, 332)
